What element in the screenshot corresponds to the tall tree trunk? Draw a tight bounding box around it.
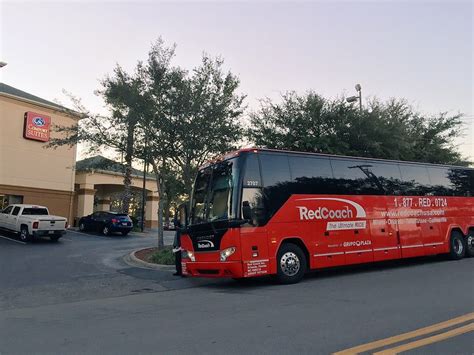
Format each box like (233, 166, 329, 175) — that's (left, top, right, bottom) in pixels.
(151, 160, 165, 249)
(122, 122, 135, 213)
(183, 159, 193, 197)
(164, 198, 171, 222)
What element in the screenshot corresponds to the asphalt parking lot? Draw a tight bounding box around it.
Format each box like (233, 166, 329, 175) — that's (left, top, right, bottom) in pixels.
(0, 229, 473, 354)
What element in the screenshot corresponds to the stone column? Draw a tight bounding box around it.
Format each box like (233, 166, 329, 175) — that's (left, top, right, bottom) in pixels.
(96, 196, 111, 212)
(76, 183, 95, 219)
(145, 192, 159, 228)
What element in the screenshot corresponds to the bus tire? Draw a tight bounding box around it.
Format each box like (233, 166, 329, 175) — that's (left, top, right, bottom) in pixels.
(276, 243, 307, 284)
(466, 230, 474, 257)
(448, 231, 466, 260)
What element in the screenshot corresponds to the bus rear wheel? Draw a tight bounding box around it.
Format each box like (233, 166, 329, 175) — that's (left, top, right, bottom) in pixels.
(466, 230, 474, 257)
(448, 231, 466, 260)
(276, 243, 307, 284)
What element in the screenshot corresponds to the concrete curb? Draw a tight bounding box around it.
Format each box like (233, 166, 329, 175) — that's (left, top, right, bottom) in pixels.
(124, 249, 175, 271)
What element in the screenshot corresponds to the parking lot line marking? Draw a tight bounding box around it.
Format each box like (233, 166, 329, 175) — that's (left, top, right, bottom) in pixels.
(0, 235, 26, 245)
(333, 312, 474, 355)
(374, 322, 474, 355)
(66, 230, 95, 237)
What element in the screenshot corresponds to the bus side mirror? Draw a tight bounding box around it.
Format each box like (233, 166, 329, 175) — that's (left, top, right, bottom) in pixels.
(242, 201, 252, 220)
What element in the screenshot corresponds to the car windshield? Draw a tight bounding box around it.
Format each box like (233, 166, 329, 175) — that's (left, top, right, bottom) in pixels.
(190, 158, 238, 224)
(22, 208, 49, 215)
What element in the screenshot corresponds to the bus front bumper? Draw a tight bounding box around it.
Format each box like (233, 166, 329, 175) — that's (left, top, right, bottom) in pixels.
(184, 261, 243, 278)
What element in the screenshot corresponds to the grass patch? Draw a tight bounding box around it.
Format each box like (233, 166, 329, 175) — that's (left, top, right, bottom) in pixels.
(149, 246, 175, 265)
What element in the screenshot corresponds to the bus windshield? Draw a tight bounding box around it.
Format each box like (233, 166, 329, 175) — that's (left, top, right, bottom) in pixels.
(190, 158, 238, 224)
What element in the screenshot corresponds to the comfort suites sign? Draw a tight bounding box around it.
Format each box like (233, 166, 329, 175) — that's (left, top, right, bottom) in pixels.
(23, 111, 51, 142)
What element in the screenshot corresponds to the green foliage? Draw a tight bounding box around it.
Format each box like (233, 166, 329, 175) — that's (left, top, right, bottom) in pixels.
(149, 246, 175, 265)
(48, 37, 245, 248)
(248, 91, 468, 165)
(142, 44, 246, 194)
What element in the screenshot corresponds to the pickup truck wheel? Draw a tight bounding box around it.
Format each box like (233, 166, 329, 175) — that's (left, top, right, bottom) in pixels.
(20, 226, 30, 242)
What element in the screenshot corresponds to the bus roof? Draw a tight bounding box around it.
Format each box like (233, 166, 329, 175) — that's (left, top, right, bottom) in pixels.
(201, 147, 472, 170)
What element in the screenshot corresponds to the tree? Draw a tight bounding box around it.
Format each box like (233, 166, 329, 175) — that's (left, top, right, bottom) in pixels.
(156, 55, 246, 194)
(51, 38, 246, 249)
(140, 41, 246, 247)
(247, 91, 468, 165)
(49, 66, 148, 214)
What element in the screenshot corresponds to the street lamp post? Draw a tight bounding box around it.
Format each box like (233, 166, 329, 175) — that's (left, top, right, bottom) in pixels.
(346, 83, 362, 112)
(355, 84, 362, 112)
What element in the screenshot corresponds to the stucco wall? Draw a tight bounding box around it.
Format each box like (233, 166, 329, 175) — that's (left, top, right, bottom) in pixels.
(0, 95, 78, 192)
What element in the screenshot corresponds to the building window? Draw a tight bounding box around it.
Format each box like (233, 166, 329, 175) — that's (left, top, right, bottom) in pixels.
(0, 195, 24, 210)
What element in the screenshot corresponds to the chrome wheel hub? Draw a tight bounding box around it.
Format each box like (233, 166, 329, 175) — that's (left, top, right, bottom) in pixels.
(280, 252, 300, 276)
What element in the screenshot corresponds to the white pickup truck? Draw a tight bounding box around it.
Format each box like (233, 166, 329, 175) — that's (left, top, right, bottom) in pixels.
(0, 204, 67, 242)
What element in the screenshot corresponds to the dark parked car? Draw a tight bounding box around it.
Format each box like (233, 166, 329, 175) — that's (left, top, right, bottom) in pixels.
(78, 211, 133, 236)
(163, 219, 176, 230)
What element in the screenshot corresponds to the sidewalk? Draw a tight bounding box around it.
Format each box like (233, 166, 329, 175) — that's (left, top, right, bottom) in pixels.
(125, 228, 175, 246)
(68, 227, 175, 246)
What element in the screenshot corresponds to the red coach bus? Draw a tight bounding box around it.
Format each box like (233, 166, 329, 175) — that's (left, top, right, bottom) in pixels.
(180, 148, 474, 283)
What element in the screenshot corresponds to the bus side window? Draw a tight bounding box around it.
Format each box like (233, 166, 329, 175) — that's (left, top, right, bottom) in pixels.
(447, 168, 473, 197)
(243, 153, 262, 188)
(428, 167, 454, 196)
(241, 188, 265, 226)
(259, 154, 292, 220)
(330, 159, 382, 195)
(288, 156, 334, 194)
(364, 161, 403, 195)
(399, 164, 431, 196)
(242, 153, 265, 226)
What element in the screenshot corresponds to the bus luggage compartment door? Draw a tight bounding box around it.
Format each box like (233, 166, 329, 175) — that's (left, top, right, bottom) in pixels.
(371, 218, 401, 262)
(398, 218, 425, 258)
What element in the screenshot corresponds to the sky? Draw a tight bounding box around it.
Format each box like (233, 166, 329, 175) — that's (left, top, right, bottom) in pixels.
(1, 0, 473, 161)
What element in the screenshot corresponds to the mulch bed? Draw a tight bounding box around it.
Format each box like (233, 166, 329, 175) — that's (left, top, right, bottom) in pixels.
(134, 247, 158, 263)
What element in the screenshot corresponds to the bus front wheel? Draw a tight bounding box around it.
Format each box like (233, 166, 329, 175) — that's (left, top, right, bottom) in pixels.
(276, 243, 307, 284)
(448, 231, 466, 260)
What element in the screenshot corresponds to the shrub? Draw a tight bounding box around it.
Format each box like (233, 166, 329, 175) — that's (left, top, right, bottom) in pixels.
(149, 246, 175, 265)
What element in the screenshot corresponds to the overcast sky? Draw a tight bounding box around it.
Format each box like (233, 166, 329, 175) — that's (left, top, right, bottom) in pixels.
(1, 0, 472, 161)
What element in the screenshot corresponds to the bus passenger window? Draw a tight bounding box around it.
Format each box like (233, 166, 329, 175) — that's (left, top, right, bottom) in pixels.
(447, 168, 473, 197)
(331, 159, 381, 195)
(428, 167, 454, 196)
(243, 153, 262, 187)
(260, 154, 292, 220)
(241, 188, 265, 226)
(399, 164, 431, 196)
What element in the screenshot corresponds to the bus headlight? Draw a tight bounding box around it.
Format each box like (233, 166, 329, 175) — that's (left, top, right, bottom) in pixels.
(182, 250, 195, 262)
(220, 247, 236, 262)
